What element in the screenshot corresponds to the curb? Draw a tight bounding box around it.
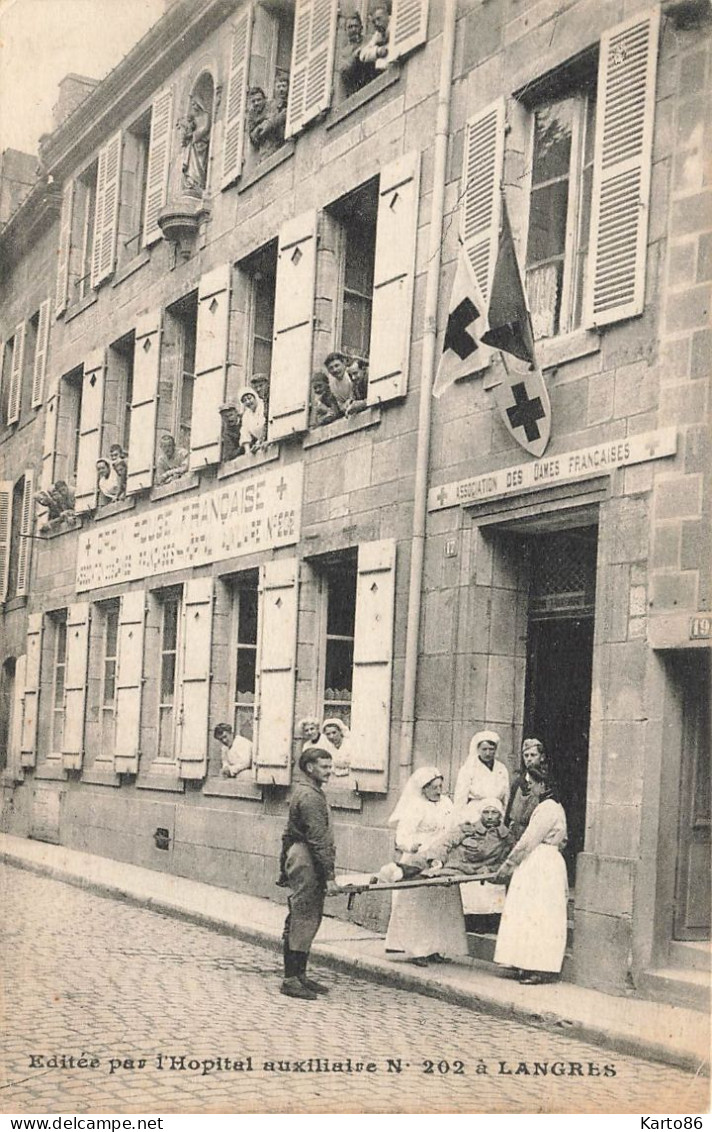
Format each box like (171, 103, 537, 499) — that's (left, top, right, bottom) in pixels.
(2, 849, 708, 1077)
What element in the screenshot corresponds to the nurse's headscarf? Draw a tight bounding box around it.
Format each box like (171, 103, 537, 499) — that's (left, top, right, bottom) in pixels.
(468, 730, 501, 760)
(388, 766, 444, 827)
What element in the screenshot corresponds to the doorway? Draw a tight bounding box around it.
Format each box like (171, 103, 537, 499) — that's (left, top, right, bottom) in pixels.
(523, 526, 598, 882)
(673, 650, 711, 941)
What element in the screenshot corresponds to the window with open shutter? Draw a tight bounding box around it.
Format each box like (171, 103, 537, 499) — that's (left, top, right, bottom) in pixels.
(222, 11, 253, 188)
(21, 613, 43, 767)
(189, 265, 231, 470)
(367, 151, 421, 406)
(584, 7, 660, 328)
(178, 577, 213, 780)
(144, 88, 174, 246)
(285, 0, 338, 139)
(114, 590, 146, 774)
(55, 181, 74, 317)
(41, 385, 59, 490)
(91, 132, 122, 289)
(269, 211, 317, 440)
(389, 0, 429, 60)
(8, 654, 26, 780)
(0, 483, 11, 603)
(7, 322, 26, 426)
(31, 300, 51, 408)
(349, 539, 396, 793)
(61, 602, 91, 770)
(75, 351, 105, 512)
(15, 470, 34, 598)
(461, 98, 505, 303)
(254, 558, 298, 785)
(126, 312, 161, 494)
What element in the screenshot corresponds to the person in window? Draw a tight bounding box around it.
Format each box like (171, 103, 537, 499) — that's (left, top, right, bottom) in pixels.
(299, 717, 324, 751)
(108, 444, 128, 500)
(247, 86, 286, 160)
(264, 72, 289, 150)
(249, 372, 271, 422)
(50, 481, 76, 518)
(278, 748, 339, 1000)
(219, 402, 244, 462)
(360, 3, 391, 73)
(179, 94, 212, 194)
(96, 459, 113, 505)
(320, 717, 353, 780)
(453, 730, 509, 821)
(505, 738, 550, 843)
(213, 722, 253, 778)
(337, 12, 371, 98)
(310, 370, 342, 427)
(385, 766, 468, 967)
(237, 387, 266, 452)
(324, 352, 358, 415)
(493, 767, 568, 985)
(155, 433, 189, 485)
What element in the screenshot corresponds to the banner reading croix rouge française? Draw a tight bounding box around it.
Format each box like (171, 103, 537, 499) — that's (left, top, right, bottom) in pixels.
(76, 464, 303, 592)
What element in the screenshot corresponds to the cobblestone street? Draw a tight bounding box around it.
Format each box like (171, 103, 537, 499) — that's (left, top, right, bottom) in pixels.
(0, 865, 707, 1115)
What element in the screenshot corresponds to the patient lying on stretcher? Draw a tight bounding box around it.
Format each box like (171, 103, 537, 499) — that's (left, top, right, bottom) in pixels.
(421, 799, 514, 878)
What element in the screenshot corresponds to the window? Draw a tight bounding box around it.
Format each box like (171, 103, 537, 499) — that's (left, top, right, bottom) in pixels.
(60, 366, 84, 487)
(162, 292, 197, 454)
(73, 162, 98, 303)
(245, 1, 294, 169)
(107, 332, 135, 456)
(157, 590, 181, 760)
(240, 240, 277, 386)
(118, 112, 151, 265)
(231, 574, 259, 741)
(51, 612, 68, 754)
(100, 602, 119, 760)
(6, 477, 24, 600)
(524, 77, 597, 339)
(320, 554, 357, 727)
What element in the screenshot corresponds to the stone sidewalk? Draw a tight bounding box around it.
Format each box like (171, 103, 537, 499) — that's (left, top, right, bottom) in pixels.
(1, 832, 708, 1075)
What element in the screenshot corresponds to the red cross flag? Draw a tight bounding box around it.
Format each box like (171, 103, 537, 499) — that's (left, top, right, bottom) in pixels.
(432, 248, 492, 398)
(481, 199, 551, 457)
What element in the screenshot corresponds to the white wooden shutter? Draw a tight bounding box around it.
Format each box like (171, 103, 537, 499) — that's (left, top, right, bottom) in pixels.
(349, 539, 396, 793)
(144, 88, 174, 246)
(126, 312, 161, 494)
(0, 483, 11, 603)
(114, 590, 146, 774)
(55, 181, 74, 317)
(21, 613, 43, 767)
(368, 151, 421, 405)
(254, 558, 298, 785)
(221, 11, 253, 188)
(91, 131, 122, 288)
(8, 653, 26, 779)
(41, 384, 59, 490)
(31, 299, 51, 408)
(7, 322, 26, 425)
(189, 265, 231, 470)
(269, 211, 317, 440)
(584, 7, 660, 328)
(178, 577, 213, 780)
(390, 0, 429, 60)
(61, 602, 91, 770)
(285, 0, 338, 139)
(75, 351, 105, 513)
(15, 470, 35, 598)
(461, 98, 505, 303)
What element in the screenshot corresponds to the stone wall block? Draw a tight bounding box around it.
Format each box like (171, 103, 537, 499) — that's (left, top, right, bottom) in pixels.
(649, 571, 699, 611)
(572, 907, 633, 994)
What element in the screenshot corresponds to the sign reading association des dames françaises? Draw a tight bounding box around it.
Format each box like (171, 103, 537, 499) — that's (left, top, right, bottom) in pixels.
(428, 428, 677, 511)
(76, 464, 303, 592)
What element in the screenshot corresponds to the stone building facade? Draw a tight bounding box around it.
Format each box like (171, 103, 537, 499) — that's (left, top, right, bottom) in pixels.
(0, 0, 709, 1009)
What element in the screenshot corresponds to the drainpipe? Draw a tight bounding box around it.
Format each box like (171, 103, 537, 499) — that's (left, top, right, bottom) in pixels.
(398, 0, 457, 785)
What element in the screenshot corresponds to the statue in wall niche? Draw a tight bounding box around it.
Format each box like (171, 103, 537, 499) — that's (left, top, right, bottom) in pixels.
(178, 94, 212, 194)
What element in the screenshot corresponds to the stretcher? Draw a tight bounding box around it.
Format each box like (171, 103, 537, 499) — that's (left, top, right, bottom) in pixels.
(328, 870, 503, 908)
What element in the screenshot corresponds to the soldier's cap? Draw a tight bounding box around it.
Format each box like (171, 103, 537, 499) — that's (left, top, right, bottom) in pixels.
(218, 402, 238, 413)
